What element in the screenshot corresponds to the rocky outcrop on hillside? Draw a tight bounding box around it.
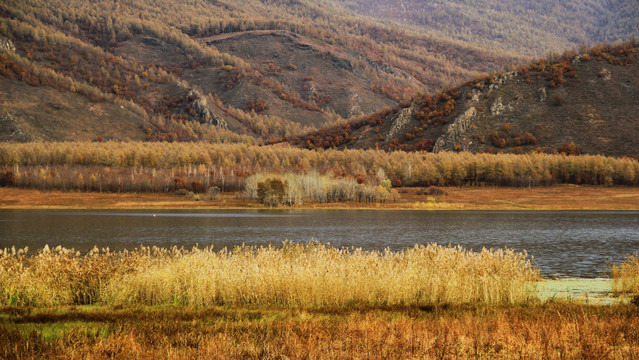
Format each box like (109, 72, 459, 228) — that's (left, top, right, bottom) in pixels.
(434, 71, 517, 152)
(433, 107, 477, 152)
(186, 88, 227, 128)
(0, 37, 15, 52)
(292, 42, 639, 156)
(433, 45, 639, 156)
(388, 107, 414, 139)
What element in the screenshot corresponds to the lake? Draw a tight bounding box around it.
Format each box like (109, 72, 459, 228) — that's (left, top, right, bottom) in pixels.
(1, 209, 638, 278)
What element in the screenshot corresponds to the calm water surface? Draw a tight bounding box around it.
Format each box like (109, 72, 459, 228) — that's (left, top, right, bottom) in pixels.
(1, 209, 638, 278)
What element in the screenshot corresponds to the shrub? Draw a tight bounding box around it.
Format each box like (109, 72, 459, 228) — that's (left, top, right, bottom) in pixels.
(257, 178, 288, 207)
(552, 95, 564, 106)
(207, 185, 220, 200)
(175, 188, 189, 196)
(559, 142, 582, 155)
(380, 179, 391, 191)
(244, 99, 269, 114)
(425, 186, 447, 196)
(0, 170, 15, 187)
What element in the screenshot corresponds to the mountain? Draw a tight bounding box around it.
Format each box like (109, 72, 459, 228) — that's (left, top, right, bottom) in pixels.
(284, 42, 639, 157)
(0, 0, 637, 143)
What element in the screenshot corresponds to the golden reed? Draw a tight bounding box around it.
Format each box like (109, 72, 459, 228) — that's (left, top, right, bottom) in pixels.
(1, 242, 538, 307)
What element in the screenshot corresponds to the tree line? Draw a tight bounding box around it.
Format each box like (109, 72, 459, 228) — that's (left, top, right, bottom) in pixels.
(1, 143, 639, 193)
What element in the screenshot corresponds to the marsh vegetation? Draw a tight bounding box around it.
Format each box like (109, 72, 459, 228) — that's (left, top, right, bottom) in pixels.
(2, 243, 639, 359)
(613, 254, 639, 297)
(0, 242, 538, 307)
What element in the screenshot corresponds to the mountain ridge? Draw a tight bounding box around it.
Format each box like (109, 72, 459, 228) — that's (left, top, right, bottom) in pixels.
(282, 41, 639, 157)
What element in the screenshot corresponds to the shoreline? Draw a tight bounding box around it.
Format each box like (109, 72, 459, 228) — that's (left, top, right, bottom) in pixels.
(537, 278, 626, 305)
(2, 185, 639, 211)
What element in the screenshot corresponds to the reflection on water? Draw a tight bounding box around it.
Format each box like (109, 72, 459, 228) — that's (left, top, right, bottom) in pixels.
(38, 212, 303, 218)
(1, 209, 638, 278)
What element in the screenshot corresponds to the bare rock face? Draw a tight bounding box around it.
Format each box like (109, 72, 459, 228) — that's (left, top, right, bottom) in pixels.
(0, 37, 15, 52)
(387, 107, 414, 138)
(490, 97, 513, 116)
(433, 107, 477, 152)
(599, 68, 612, 81)
(572, 54, 585, 64)
(348, 92, 364, 118)
(488, 71, 517, 91)
(538, 87, 547, 102)
(186, 88, 227, 128)
(469, 90, 481, 102)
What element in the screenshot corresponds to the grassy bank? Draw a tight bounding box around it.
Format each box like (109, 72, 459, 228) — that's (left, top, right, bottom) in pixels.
(1, 303, 638, 359)
(0, 243, 538, 307)
(2, 186, 639, 210)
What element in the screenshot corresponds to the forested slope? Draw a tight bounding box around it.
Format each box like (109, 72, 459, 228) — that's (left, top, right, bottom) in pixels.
(0, 0, 637, 143)
(0, 0, 511, 142)
(340, 0, 639, 57)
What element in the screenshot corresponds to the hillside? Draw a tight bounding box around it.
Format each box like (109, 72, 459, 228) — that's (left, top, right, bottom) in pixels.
(0, 0, 513, 142)
(340, 0, 639, 57)
(0, 0, 637, 143)
(285, 42, 639, 157)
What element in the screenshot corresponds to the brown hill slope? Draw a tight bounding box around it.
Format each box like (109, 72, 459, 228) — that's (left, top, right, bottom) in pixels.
(0, 0, 520, 142)
(0, 77, 148, 142)
(198, 30, 396, 121)
(3, 0, 638, 143)
(285, 42, 639, 157)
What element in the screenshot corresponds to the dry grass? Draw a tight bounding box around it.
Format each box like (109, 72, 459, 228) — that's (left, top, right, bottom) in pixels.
(434, 186, 639, 210)
(1, 303, 638, 359)
(613, 255, 639, 295)
(0, 243, 539, 308)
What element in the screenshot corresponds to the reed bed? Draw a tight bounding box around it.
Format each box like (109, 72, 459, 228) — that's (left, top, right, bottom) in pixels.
(0, 242, 539, 307)
(612, 254, 639, 295)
